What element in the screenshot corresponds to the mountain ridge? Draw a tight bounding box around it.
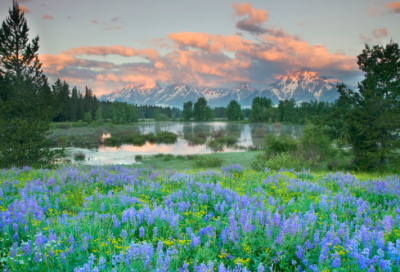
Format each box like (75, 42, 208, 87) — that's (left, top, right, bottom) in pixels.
(99, 70, 348, 108)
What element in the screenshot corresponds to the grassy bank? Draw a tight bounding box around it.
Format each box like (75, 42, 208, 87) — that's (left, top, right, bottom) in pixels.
(137, 151, 264, 171)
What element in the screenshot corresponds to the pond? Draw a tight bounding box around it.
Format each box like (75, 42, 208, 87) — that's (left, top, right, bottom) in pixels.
(52, 122, 303, 165)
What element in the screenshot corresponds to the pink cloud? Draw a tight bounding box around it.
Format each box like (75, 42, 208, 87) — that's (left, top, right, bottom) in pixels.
(91, 20, 99, 24)
(372, 27, 388, 38)
(298, 22, 306, 26)
(386, 1, 400, 14)
(232, 3, 269, 24)
(42, 14, 54, 20)
(38, 4, 360, 96)
(19, 5, 30, 13)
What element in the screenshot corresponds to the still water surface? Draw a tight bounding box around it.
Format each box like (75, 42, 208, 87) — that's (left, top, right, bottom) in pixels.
(63, 122, 303, 165)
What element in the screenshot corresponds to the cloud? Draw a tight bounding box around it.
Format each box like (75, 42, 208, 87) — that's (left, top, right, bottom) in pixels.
(232, 3, 269, 24)
(68, 16, 72, 19)
(39, 3, 360, 96)
(232, 3, 270, 34)
(360, 27, 388, 44)
(367, 1, 400, 17)
(102, 26, 121, 31)
(111, 17, 121, 22)
(298, 22, 306, 26)
(91, 20, 99, 24)
(42, 14, 54, 20)
(19, 5, 30, 13)
(386, 1, 400, 14)
(372, 27, 388, 39)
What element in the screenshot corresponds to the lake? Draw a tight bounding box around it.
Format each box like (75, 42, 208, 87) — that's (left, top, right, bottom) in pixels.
(53, 122, 303, 165)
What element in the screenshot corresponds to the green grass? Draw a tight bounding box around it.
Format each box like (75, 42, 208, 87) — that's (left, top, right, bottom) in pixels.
(139, 151, 263, 170)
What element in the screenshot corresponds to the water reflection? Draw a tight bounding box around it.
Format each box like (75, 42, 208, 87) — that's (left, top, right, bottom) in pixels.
(59, 122, 303, 165)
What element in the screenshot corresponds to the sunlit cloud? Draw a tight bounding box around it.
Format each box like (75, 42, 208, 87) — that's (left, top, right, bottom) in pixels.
(19, 5, 30, 13)
(42, 14, 54, 20)
(386, 1, 400, 14)
(39, 2, 360, 96)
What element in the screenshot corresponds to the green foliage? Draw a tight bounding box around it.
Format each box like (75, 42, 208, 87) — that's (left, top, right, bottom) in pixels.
(110, 102, 138, 124)
(73, 151, 85, 161)
(134, 154, 143, 161)
(156, 131, 177, 144)
(251, 152, 300, 171)
(250, 97, 274, 122)
(0, 3, 63, 168)
(125, 133, 145, 146)
(154, 108, 170, 121)
(299, 123, 337, 161)
(72, 120, 85, 127)
(225, 100, 242, 121)
(84, 112, 92, 123)
(323, 41, 400, 171)
(264, 134, 297, 154)
(193, 155, 223, 167)
(144, 132, 157, 143)
(105, 136, 120, 147)
(193, 97, 207, 121)
(95, 107, 102, 123)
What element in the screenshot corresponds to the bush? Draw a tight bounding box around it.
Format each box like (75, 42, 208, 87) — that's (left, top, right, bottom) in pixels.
(73, 152, 85, 161)
(145, 132, 157, 143)
(264, 134, 297, 154)
(72, 120, 85, 127)
(251, 152, 300, 171)
(207, 139, 224, 151)
(125, 133, 145, 146)
(299, 124, 337, 161)
(59, 123, 71, 129)
(212, 128, 226, 138)
(57, 136, 68, 147)
(225, 136, 238, 145)
(156, 131, 177, 144)
(105, 136, 120, 147)
(135, 154, 143, 161)
(193, 156, 223, 167)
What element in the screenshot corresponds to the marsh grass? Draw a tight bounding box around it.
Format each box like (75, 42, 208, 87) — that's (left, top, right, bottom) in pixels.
(193, 155, 223, 167)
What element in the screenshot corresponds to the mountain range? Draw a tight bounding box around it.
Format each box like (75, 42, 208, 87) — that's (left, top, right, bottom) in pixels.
(99, 70, 349, 108)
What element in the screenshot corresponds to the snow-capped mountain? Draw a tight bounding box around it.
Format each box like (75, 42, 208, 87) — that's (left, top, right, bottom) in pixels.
(99, 70, 345, 107)
(99, 83, 160, 104)
(259, 70, 343, 104)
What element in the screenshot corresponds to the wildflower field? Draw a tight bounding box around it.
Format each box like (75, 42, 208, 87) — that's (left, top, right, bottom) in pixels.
(0, 165, 399, 272)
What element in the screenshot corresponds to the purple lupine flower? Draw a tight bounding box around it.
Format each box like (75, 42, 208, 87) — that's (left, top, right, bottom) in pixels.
(139, 226, 145, 238)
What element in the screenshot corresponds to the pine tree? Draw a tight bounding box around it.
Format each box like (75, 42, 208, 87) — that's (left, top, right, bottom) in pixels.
(0, 1, 63, 168)
(183, 101, 193, 121)
(336, 41, 400, 170)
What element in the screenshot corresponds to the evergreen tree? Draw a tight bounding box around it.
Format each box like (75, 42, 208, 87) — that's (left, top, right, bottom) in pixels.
(70, 87, 78, 121)
(0, 2, 63, 168)
(193, 97, 207, 121)
(334, 41, 400, 170)
(225, 100, 242, 121)
(183, 101, 193, 121)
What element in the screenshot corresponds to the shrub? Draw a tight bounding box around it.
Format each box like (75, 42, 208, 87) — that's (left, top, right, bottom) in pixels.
(105, 136, 120, 147)
(156, 131, 177, 144)
(145, 133, 157, 143)
(57, 136, 68, 147)
(193, 156, 223, 167)
(194, 131, 207, 140)
(135, 154, 143, 161)
(72, 120, 85, 127)
(125, 133, 145, 146)
(207, 139, 224, 151)
(264, 134, 297, 154)
(59, 123, 71, 129)
(251, 152, 300, 171)
(298, 124, 337, 161)
(73, 152, 85, 161)
(212, 128, 226, 138)
(225, 136, 238, 145)
(192, 137, 206, 144)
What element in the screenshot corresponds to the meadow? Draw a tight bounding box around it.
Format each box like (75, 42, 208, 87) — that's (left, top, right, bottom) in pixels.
(0, 164, 399, 271)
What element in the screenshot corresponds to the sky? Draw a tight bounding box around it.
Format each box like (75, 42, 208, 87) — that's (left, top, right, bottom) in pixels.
(1, 0, 399, 96)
